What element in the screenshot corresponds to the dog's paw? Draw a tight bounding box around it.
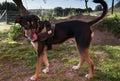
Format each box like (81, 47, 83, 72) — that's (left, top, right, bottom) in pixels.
(30, 75, 38, 81)
(72, 65, 80, 70)
(85, 74, 93, 79)
(42, 68, 49, 74)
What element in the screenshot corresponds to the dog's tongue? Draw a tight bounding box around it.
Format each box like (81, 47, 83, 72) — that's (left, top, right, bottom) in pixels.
(32, 33, 38, 41)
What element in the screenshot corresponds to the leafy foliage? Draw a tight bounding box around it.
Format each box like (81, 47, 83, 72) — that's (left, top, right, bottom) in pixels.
(96, 13, 120, 38)
(53, 7, 93, 17)
(8, 24, 22, 40)
(95, 5, 103, 11)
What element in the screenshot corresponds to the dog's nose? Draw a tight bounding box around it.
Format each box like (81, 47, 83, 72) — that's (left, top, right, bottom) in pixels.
(25, 33, 31, 39)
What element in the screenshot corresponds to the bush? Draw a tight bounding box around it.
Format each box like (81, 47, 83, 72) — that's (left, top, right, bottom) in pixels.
(97, 13, 120, 38)
(8, 24, 22, 40)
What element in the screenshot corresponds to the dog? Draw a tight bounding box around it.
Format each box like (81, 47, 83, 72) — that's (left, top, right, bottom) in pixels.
(15, 0, 108, 80)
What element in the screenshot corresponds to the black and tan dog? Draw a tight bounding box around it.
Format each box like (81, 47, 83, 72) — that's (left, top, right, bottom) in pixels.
(15, 0, 108, 80)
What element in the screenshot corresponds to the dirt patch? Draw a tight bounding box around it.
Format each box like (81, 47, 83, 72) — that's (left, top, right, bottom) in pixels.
(92, 30, 120, 45)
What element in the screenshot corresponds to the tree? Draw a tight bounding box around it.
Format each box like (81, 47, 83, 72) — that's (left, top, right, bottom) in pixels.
(95, 5, 103, 11)
(115, 1, 120, 8)
(54, 7, 63, 16)
(13, 0, 28, 16)
(79, 0, 89, 14)
(111, 0, 120, 14)
(85, 0, 89, 13)
(0, 2, 18, 11)
(0, 3, 3, 9)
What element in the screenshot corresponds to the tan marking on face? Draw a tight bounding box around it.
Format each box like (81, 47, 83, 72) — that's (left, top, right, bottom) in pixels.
(27, 21, 30, 26)
(31, 21, 34, 26)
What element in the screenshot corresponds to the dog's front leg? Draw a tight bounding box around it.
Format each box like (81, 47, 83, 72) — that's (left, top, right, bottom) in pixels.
(30, 54, 43, 80)
(42, 51, 49, 73)
(30, 42, 46, 80)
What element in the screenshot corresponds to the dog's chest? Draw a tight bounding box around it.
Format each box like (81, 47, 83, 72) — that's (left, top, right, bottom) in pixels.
(31, 42, 38, 51)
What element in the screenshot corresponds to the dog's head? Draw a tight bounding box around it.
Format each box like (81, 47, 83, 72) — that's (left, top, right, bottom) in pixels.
(15, 15, 51, 42)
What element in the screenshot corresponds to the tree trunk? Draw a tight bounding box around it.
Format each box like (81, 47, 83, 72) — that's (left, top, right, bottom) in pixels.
(111, 0, 114, 14)
(13, 0, 28, 16)
(85, 0, 89, 14)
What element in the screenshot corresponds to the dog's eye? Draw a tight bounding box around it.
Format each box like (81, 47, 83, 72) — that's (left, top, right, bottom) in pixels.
(23, 24, 29, 30)
(24, 27, 28, 30)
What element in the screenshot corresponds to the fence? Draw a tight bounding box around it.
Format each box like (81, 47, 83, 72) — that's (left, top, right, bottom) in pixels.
(0, 10, 19, 23)
(0, 10, 6, 22)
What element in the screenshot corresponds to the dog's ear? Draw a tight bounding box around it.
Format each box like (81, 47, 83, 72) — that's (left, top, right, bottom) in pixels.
(15, 16, 23, 24)
(34, 15, 40, 22)
(44, 21, 51, 26)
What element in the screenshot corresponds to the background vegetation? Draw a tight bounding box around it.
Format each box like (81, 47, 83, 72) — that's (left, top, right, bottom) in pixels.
(96, 13, 120, 38)
(0, 2, 18, 11)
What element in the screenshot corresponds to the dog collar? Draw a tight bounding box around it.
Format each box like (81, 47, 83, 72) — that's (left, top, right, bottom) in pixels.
(48, 30, 52, 35)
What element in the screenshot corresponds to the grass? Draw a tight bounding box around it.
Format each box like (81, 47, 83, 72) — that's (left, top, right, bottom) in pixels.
(0, 29, 120, 81)
(55, 16, 70, 20)
(89, 45, 120, 81)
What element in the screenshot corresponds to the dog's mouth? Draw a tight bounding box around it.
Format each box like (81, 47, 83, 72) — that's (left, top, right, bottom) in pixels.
(27, 33, 38, 42)
(32, 33, 38, 41)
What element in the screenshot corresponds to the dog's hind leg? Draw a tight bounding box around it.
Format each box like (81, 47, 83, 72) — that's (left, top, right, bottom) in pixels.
(72, 56, 85, 70)
(72, 41, 85, 70)
(73, 30, 94, 79)
(78, 47, 94, 79)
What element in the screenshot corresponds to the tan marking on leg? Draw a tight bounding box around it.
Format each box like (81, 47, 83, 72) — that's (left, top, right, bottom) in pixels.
(91, 32, 94, 39)
(31, 55, 43, 80)
(72, 58, 85, 70)
(77, 47, 94, 79)
(72, 42, 85, 70)
(82, 48, 94, 79)
(31, 42, 38, 52)
(42, 47, 49, 73)
(43, 49, 49, 68)
(30, 46, 47, 80)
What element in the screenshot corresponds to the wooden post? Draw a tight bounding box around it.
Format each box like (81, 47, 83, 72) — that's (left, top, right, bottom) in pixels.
(111, 0, 114, 14)
(5, 0, 9, 24)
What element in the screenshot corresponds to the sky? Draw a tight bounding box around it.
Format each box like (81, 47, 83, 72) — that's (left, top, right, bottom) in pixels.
(0, 0, 119, 10)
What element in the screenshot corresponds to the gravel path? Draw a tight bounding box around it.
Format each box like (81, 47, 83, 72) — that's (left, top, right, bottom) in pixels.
(0, 22, 11, 31)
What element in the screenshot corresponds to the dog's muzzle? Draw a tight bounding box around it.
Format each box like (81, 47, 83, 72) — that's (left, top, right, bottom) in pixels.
(32, 33, 38, 41)
(25, 33, 38, 42)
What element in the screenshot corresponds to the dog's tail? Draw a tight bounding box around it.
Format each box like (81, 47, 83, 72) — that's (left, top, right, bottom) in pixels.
(89, 0, 108, 26)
